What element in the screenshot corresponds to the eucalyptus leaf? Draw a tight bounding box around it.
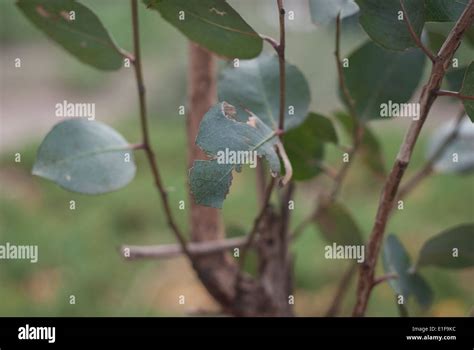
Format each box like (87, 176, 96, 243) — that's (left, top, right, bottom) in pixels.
(383, 235, 434, 308)
(284, 113, 337, 181)
(17, 0, 124, 70)
(189, 160, 234, 209)
(356, 0, 425, 51)
(416, 223, 474, 269)
(143, 0, 262, 59)
(309, 0, 360, 26)
(425, 0, 468, 22)
(460, 62, 474, 122)
(343, 41, 426, 121)
(427, 117, 474, 174)
(32, 119, 136, 194)
(445, 66, 467, 92)
(315, 202, 364, 246)
(218, 54, 311, 131)
(189, 102, 281, 208)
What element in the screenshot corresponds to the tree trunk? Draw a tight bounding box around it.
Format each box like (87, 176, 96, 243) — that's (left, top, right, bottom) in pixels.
(186, 43, 293, 317)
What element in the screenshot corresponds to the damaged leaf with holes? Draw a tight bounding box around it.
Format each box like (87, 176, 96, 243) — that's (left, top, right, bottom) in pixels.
(189, 102, 281, 209)
(218, 54, 311, 131)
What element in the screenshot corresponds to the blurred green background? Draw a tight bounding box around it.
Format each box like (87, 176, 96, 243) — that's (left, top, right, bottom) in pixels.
(0, 0, 472, 316)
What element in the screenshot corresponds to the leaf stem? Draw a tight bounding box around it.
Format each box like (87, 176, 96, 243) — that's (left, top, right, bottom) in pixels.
(435, 90, 474, 101)
(399, 0, 436, 62)
(130, 0, 192, 260)
(372, 273, 398, 288)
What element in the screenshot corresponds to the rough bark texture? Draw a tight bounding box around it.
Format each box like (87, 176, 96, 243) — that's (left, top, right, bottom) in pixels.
(186, 43, 293, 317)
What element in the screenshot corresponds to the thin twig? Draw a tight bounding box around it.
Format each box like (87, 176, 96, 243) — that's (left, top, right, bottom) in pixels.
(372, 273, 398, 288)
(353, 1, 474, 317)
(400, 0, 436, 62)
(130, 0, 192, 260)
(435, 90, 474, 101)
(325, 262, 358, 317)
(121, 237, 247, 260)
(330, 13, 365, 201)
(318, 161, 339, 180)
(291, 213, 314, 241)
(239, 178, 276, 269)
(398, 111, 465, 199)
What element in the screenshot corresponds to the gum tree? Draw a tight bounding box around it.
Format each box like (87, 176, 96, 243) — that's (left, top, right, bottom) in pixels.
(17, 0, 474, 316)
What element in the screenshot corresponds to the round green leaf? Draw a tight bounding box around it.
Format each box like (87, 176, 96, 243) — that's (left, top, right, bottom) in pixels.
(33, 119, 136, 194)
(427, 117, 474, 174)
(284, 113, 337, 181)
(343, 41, 426, 121)
(17, 0, 124, 70)
(416, 223, 474, 269)
(356, 0, 425, 51)
(315, 202, 364, 246)
(309, 0, 360, 26)
(445, 66, 468, 92)
(218, 54, 311, 131)
(460, 62, 474, 122)
(143, 0, 262, 59)
(425, 0, 468, 22)
(383, 235, 434, 308)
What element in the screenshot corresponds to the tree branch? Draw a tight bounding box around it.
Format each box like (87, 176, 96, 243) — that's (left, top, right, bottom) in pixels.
(353, 1, 474, 317)
(330, 13, 365, 201)
(130, 0, 192, 260)
(121, 237, 247, 260)
(435, 90, 474, 101)
(398, 111, 465, 199)
(400, 0, 436, 62)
